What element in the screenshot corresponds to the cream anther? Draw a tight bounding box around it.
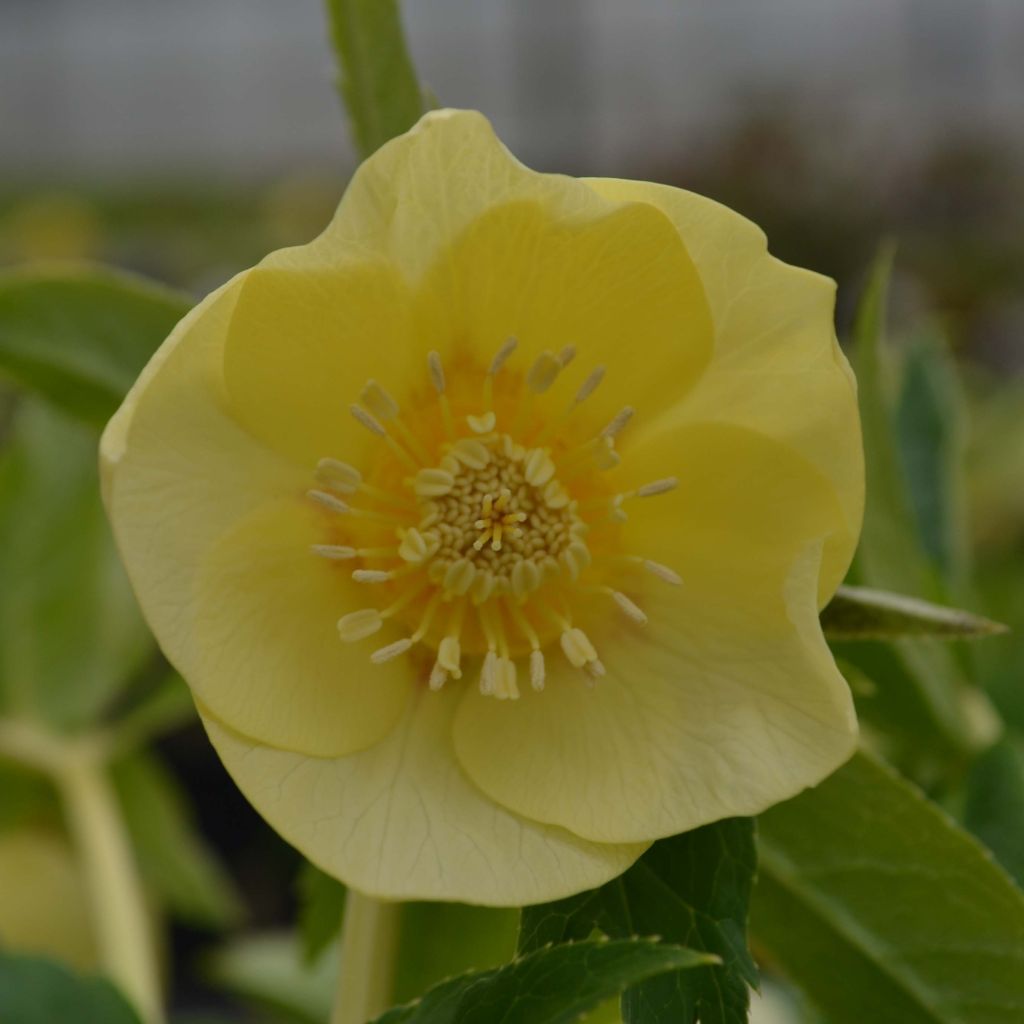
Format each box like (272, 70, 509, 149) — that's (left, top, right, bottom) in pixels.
(427, 351, 446, 393)
(637, 477, 678, 498)
(361, 380, 399, 421)
(314, 458, 362, 493)
(438, 636, 462, 678)
(526, 351, 563, 394)
(467, 411, 496, 434)
(350, 404, 386, 437)
(643, 559, 683, 585)
(307, 489, 350, 514)
(414, 467, 455, 497)
(530, 649, 546, 691)
(524, 448, 556, 487)
(352, 569, 392, 583)
(560, 627, 600, 669)
(451, 438, 490, 470)
(610, 589, 648, 625)
(574, 366, 605, 404)
(370, 637, 413, 664)
(337, 608, 383, 642)
(601, 406, 634, 439)
(398, 528, 436, 563)
(558, 345, 577, 367)
(489, 337, 518, 375)
(443, 559, 477, 596)
(311, 544, 357, 560)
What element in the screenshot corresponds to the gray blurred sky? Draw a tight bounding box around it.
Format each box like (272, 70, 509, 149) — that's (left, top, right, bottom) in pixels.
(2, 0, 1022, 182)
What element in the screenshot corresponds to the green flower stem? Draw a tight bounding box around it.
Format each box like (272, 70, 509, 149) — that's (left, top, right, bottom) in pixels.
(0, 720, 164, 1024)
(332, 890, 400, 1024)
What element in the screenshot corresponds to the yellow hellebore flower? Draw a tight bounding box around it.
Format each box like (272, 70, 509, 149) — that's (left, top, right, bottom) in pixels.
(101, 110, 863, 906)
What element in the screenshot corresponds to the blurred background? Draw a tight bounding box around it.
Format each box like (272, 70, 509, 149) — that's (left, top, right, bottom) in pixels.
(1, 2, 1023, 1022)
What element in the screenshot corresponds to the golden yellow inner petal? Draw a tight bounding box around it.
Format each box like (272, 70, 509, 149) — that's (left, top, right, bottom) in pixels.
(308, 342, 680, 701)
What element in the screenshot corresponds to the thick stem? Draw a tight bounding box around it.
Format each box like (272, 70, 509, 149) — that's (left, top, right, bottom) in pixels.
(331, 890, 400, 1024)
(57, 741, 164, 1024)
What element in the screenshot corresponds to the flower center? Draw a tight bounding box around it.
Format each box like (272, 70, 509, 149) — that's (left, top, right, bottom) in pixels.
(307, 339, 681, 700)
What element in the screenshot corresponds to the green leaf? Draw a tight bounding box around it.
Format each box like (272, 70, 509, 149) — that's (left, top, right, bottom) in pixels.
(846, 248, 983, 757)
(325, 0, 426, 158)
(296, 862, 346, 966)
(0, 265, 189, 429)
(0, 952, 142, 1024)
(895, 327, 970, 588)
(205, 932, 336, 1024)
(964, 734, 1024, 887)
(519, 819, 757, 1024)
(753, 749, 1024, 1024)
(0, 402, 152, 729)
(393, 902, 518, 1005)
(852, 245, 939, 602)
(112, 751, 242, 929)
(0, 758, 56, 833)
(373, 939, 714, 1024)
(110, 672, 196, 756)
(821, 584, 1006, 640)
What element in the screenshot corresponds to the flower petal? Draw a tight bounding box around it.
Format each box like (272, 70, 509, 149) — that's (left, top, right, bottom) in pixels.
(223, 112, 713, 465)
(101, 275, 410, 757)
(453, 425, 857, 844)
(585, 177, 863, 601)
(192, 498, 412, 756)
(411, 196, 713, 434)
(200, 688, 647, 906)
(222, 260, 418, 468)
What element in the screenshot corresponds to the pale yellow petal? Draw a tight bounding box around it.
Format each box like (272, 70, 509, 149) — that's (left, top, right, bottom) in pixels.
(455, 541, 855, 845)
(102, 275, 409, 756)
(585, 177, 863, 601)
(200, 688, 646, 906)
(192, 499, 412, 756)
(454, 426, 856, 844)
(102, 279, 302, 668)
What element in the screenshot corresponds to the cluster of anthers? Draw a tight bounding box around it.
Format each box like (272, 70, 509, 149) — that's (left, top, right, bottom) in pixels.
(306, 339, 681, 700)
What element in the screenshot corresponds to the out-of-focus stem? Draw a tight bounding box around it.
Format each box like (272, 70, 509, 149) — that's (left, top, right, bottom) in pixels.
(58, 740, 164, 1024)
(331, 889, 400, 1024)
(0, 720, 163, 1024)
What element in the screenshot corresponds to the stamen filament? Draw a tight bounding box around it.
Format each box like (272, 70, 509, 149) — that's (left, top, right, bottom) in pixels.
(308, 491, 408, 526)
(350, 404, 420, 470)
(381, 581, 431, 619)
(428, 351, 456, 439)
(483, 337, 518, 412)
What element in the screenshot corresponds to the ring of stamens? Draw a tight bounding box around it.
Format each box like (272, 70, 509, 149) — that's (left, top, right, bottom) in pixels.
(308, 340, 681, 701)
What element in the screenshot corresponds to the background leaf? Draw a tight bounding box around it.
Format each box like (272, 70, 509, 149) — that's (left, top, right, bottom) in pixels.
(0, 952, 142, 1024)
(112, 751, 242, 929)
(393, 902, 518, 1006)
(842, 249, 989, 761)
(0, 266, 189, 429)
(205, 932, 336, 1024)
(373, 939, 714, 1024)
(964, 735, 1024, 887)
(753, 749, 1024, 1024)
(296, 862, 346, 966)
(325, 0, 426, 158)
(0, 402, 152, 730)
(821, 584, 1006, 640)
(519, 819, 757, 1024)
(895, 326, 971, 589)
